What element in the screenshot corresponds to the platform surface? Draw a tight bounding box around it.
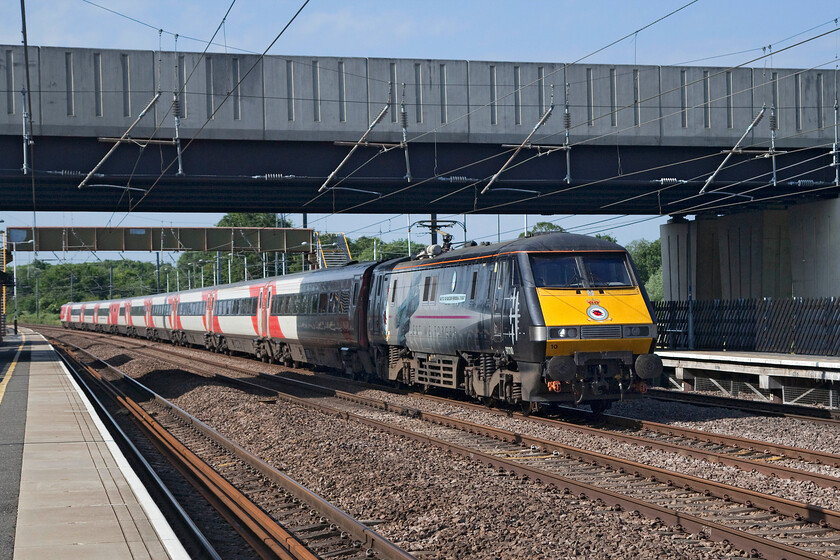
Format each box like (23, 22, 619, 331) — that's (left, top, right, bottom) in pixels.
(0, 330, 187, 559)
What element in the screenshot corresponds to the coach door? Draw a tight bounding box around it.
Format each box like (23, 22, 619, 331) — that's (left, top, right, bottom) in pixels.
(259, 287, 272, 337)
(205, 294, 214, 332)
(490, 258, 519, 351)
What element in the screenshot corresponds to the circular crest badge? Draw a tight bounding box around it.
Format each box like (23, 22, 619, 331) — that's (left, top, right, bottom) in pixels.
(586, 303, 609, 321)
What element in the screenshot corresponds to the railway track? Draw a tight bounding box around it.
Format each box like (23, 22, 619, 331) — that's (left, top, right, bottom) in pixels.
(43, 326, 840, 558)
(44, 326, 840, 485)
(645, 387, 840, 425)
(53, 335, 414, 560)
(42, 328, 840, 559)
(153, 355, 840, 557)
(110, 332, 840, 491)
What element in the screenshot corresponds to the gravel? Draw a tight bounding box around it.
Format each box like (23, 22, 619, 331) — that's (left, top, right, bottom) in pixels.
(51, 330, 840, 557)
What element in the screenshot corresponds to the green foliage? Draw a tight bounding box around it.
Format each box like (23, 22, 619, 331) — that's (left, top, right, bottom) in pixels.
(216, 213, 293, 228)
(176, 213, 301, 282)
(348, 237, 425, 262)
(519, 222, 565, 238)
(9, 259, 163, 321)
(645, 265, 664, 302)
(625, 238, 661, 285)
(594, 233, 618, 243)
(18, 311, 61, 325)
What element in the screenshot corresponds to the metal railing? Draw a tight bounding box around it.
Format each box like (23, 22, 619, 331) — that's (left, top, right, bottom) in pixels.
(654, 297, 840, 356)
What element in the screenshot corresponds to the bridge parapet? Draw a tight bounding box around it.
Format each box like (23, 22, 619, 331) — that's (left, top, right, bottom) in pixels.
(1, 44, 834, 148)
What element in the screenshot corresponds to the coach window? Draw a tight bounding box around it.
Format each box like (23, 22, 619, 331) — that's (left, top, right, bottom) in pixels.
(423, 276, 431, 301)
(318, 293, 329, 313)
(390, 278, 397, 304)
(470, 269, 478, 300)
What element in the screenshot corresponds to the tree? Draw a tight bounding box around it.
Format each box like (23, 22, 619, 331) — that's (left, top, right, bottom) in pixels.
(594, 233, 618, 243)
(625, 239, 661, 285)
(176, 213, 299, 281)
(350, 237, 425, 262)
(216, 213, 293, 228)
(645, 265, 664, 301)
(519, 222, 565, 238)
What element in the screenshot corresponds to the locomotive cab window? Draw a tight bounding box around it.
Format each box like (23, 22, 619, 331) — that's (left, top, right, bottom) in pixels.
(582, 255, 632, 288)
(529, 253, 633, 289)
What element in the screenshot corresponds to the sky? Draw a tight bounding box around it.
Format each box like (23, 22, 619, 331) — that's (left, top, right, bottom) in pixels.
(2, 0, 840, 266)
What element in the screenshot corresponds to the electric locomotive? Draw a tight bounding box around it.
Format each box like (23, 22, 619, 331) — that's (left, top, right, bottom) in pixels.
(366, 232, 661, 412)
(61, 231, 661, 412)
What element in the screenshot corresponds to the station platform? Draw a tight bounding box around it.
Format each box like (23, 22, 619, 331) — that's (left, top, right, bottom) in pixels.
(657, 349, 840, 406)
(0, 329, 188, 559)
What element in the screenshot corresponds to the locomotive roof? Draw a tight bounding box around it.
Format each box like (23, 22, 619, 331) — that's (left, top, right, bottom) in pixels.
(392, 232, 624, 270)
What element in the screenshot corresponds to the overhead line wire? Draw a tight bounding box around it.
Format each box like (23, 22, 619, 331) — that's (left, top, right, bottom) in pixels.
(298, 1, 703, 214)
(79, 0, 258, 54)
(107, 0, 240, 226)
(118, 0, 311, 222)
(327, 45, 839, 221)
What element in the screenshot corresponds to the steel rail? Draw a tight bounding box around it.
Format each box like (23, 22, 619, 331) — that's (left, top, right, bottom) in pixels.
(55, 337, 415, 560)
(55, 342, 308, 560)
(183, 366, 831, 560)
(45, 327, 840, 559)
(44, 328, 840, 487)
(646, 388, 840, 425)
(52, 327, 840, 490)
(603, 412, 840, 467)
(53, 344, 223, 560)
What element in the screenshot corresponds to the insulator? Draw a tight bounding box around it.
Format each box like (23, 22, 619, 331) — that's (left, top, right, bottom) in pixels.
(172, 99, 180, 113)
(60, 170, 84, 176)
(262, 173, 293, 181)
(769, 114, 777, 131)
(753, 110, 764, 124)
(790, 179, 816, 187)
(564, 111, 571, 130)
(442, 175, 469, 183)
(400, 108, 408, 128)
(657, 177, 679, 185)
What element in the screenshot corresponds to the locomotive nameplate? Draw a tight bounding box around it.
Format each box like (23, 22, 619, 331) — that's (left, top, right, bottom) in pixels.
(438, 294, 467, 304)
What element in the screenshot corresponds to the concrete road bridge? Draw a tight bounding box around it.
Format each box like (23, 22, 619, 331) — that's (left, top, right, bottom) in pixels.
(1, 44, 839, 300)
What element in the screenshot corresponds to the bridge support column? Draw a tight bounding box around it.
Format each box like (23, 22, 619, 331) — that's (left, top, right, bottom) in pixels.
(788, 198, 840, 298)
(660, 215, 721, 301)
(661, 209, 792, 301)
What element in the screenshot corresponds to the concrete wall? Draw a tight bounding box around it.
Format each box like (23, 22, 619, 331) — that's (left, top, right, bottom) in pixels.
(1, 44, 836, 147)
(661, 217, 720, 301)
(789, 199, 840, 297)
(662, 208, 803, 301)
(716, 210, 790, 299)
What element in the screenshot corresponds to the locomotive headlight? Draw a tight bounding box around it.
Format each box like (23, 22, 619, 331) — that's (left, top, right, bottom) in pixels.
(550, 327, 579, 339)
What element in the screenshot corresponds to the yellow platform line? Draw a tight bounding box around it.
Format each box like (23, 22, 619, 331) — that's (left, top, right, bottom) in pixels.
(0, 334, 26, 406)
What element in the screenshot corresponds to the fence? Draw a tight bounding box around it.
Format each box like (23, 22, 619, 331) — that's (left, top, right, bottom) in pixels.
(653, 298, 840, 356)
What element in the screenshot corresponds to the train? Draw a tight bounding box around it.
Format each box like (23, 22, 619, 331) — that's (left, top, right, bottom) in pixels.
(61, 232, 662, 413)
